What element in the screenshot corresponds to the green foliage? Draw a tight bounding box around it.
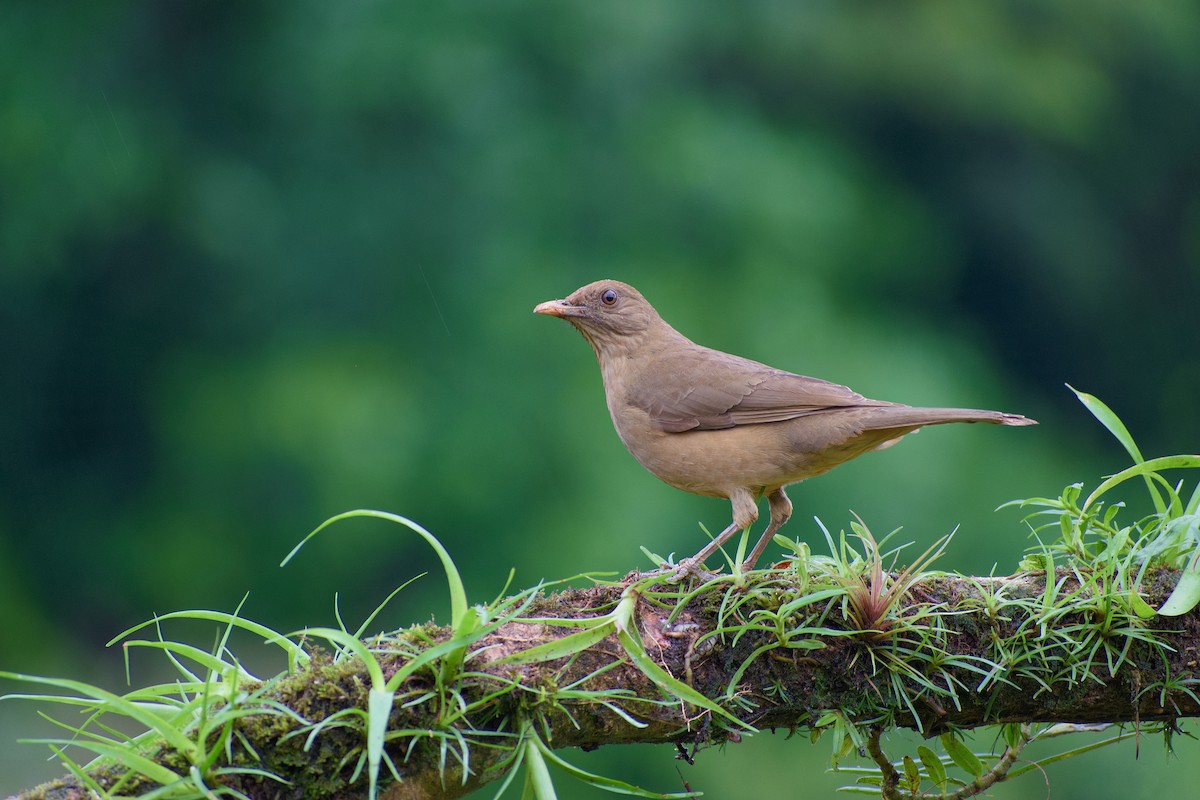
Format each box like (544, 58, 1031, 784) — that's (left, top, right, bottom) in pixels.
(1010, 388, 1200, 615)
(280, 511, 480, 800)
(1, 604, 306, 800)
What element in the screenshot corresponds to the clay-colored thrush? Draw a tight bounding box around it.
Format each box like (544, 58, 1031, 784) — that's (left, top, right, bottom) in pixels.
(534, 280, 1036, 578)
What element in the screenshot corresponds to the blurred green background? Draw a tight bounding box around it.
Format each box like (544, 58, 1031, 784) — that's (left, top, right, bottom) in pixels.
(3, 2, 1199, 797)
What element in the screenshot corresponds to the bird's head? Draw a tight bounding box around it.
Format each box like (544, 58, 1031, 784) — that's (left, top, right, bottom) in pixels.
(534, 280, 668, 359)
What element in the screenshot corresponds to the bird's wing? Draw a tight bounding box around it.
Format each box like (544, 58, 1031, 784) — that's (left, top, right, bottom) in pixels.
(629, 347, 891, 433)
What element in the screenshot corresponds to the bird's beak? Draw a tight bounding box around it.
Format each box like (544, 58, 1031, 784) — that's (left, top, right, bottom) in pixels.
(533, 299, 587, 318)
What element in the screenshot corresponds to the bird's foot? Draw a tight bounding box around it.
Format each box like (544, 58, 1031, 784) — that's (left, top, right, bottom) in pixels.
(665, 557, 721, 584)
(625, 558, 722, 585)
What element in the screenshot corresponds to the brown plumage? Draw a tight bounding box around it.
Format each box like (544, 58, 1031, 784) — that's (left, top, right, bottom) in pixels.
(534, 279, 1036, 578)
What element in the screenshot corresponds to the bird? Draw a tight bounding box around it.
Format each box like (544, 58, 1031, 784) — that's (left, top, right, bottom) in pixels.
(533, 279, 1036, 580)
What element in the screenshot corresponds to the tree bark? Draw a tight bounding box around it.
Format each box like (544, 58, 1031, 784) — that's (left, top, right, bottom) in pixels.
(5, 567, 1198, 800)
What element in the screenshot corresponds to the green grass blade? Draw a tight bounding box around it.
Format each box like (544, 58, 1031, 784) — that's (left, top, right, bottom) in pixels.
(489, 739, 527, 800)
(282, 510, 469, 633)
(48, 744, 113, 799)
(0, 673, 197, 758)
(723, 642, 780, 698)
(383, 619, 510, 693)
(534, 736, 699, 798)
(1082, 456, 1200, 513)
(523, 736, 558, 800)
(492, 621, 616, 666)
(366, 688, 395, 800)
(777, 587, 847, 617)
(615, 629, 750, 730)
(1069, 385, 1167, 513)
(1069, 386, 1145, 463)
(24, 738, 184, 786)
(289, 627, 384, 688)
(122, 640, 254, 683)
(511, 614, 623, 629)
(352, 573, 427, 639)
(108, 611, 306, 665)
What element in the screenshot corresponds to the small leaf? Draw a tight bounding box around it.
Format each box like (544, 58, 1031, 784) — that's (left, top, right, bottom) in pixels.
(902, 755, 920, 791)
(999, 722, 1025, 750)
(1158, 557, 1200, 616)
(918, 746, 947, 790)
(366, 688, 395, 800)
(1128, 590, 1157, 620)
(639, 546, 668, 568)
(787, 639, 828, 651)
(1019, 553, 1049, 572)
(814, 711, 840, 728)
(1069, 385, 1173, 515)
(493, 621, 615, 665)
(940, 733, 984, 778)
(833, 730, 856, 762)
(1068, 385, 1145, 464)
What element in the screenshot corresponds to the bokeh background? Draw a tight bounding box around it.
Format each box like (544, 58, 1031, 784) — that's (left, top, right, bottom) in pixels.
(3, 2, 1199, 797)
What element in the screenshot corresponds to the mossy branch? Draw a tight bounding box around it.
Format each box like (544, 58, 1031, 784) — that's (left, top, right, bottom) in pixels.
(6, 564, 1199, 800)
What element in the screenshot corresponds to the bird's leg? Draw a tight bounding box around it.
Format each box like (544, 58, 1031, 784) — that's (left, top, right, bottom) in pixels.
(743, 488, 792, 571)
(664, 520, 739, 583)
(669, 489, 758, 582)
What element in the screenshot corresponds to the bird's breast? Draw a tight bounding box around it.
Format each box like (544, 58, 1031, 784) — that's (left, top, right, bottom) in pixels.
(606, 401, 788, 498)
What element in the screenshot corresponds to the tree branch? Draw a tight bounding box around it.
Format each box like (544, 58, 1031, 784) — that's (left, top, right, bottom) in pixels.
(5, 566, 1198, 800)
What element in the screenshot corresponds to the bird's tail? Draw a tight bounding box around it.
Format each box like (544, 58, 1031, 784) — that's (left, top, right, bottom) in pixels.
(861, 406, 1037, 431)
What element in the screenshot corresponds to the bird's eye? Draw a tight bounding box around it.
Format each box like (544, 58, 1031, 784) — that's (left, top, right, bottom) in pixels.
(600, 288, 618, 306)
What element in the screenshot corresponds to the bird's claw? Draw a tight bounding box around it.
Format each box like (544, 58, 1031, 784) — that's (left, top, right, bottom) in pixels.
(665, 557, 720, 584)
(626, 558, 721, 584)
